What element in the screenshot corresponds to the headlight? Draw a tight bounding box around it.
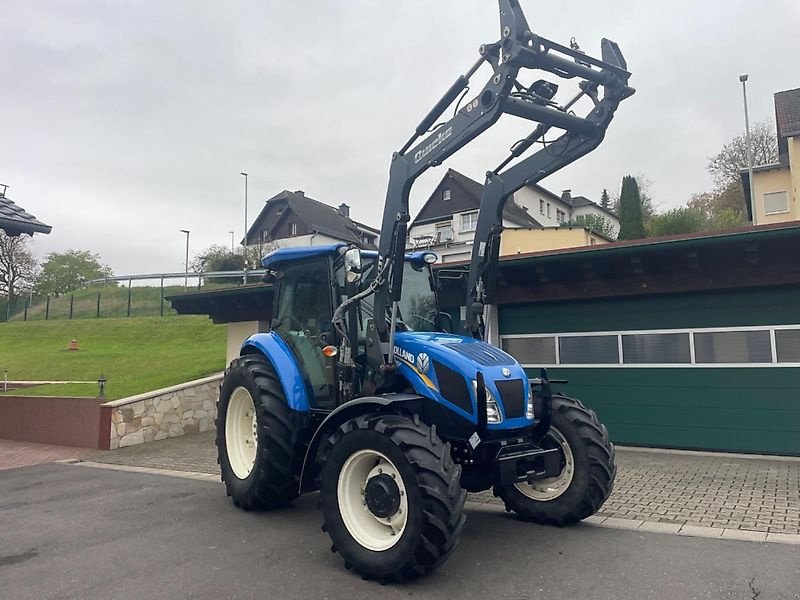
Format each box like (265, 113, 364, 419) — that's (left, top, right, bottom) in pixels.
(525, 384, 535, 420)
(473, 380, 503, 424)
(423, 252, 438, 264)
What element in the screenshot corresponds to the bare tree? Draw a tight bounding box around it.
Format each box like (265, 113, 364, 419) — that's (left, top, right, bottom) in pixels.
(707, 120, 779, 190)
(0, 231, 39, 305)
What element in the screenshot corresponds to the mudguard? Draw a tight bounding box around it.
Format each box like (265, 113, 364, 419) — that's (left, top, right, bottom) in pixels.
(241, 332, 311, 412)
(298, 393, 423, 493)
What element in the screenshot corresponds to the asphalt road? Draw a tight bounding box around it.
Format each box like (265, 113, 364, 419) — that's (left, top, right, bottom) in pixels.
(1, 464, 798, 600)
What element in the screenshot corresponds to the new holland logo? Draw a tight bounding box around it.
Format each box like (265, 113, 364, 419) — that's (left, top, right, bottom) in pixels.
(417, 353, 431, 374)
(393, 346, 415, 365)
(502, 367, 512, 377)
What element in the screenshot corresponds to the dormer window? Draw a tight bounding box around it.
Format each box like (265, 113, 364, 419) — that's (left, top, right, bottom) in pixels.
(443, 188, 451, 201)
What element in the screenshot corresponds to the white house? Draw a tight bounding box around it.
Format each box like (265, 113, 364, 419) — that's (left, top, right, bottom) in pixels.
(245, 190, 379, 251)
(407, 169, 618, 262)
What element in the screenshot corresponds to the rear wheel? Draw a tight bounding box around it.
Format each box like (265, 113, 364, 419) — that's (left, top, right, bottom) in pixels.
(216, 354, 300, 510)
(319, 413, 465, 582)
(494, 394, 615, 525)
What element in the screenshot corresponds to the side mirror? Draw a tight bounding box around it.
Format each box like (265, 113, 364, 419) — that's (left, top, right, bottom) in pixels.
(344, 247, 362, 284)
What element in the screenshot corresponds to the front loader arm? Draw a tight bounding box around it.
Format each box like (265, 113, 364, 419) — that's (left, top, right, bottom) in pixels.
(370, 0, 634, 367)
(465, 38, 635, 337)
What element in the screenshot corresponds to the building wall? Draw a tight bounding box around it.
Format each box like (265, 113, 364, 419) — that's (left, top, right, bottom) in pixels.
(408, 217, 520, 263)
(514, 186, 567, 226)
(0, 395, 109, 449)
(498, 286, 800, 455)
(500, 227, 607, 255)
(571, 205, 621, 237)
(270, 232, 343, 249)
(226, 320, 270, 364)
(752, 167, 796, 225)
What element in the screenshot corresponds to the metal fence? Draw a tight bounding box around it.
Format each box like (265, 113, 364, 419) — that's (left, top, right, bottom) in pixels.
(1, 269, 267, 322)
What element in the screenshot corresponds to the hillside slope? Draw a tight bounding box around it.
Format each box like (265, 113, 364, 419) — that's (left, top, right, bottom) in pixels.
(0, 316, 226, 400)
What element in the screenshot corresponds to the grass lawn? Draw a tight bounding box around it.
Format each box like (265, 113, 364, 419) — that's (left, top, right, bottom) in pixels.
(0, 316, 226, 400)
(8, 285, 187, 321)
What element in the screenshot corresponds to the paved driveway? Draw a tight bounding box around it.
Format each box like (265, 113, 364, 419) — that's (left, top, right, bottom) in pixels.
(0, 439, 90, 471)
(1, 463, 798, 600)
(86, 431, 800, 535)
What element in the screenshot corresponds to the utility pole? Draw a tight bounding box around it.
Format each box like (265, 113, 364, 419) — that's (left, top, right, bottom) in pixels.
(240, 172, 249, 284)
(739, 74, 756, 225)
(229, 230, 235, 253)
(180, 229, 190, 289)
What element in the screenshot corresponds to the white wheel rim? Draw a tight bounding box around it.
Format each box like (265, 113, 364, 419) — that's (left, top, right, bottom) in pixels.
(225, 386, 258, 479)
(515, 427, 575, 501)
(337, 449, 408, 552)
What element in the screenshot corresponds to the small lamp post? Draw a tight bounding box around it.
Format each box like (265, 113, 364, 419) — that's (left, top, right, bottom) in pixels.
(98, 374, 107, 399)
(240, 172, 249, 284)
(739, 74, 756, 225)
(180, 229, 191, 289)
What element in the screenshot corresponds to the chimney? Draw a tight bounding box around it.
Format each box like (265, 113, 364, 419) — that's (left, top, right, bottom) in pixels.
(294, 190, 305, 196)
(0, 184, 7, 198)
(560, 189, 572, 204)
(338, 203, 350, 218)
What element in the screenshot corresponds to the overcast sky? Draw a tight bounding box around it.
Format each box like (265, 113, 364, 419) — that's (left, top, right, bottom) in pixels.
(2, 0, 798, 276)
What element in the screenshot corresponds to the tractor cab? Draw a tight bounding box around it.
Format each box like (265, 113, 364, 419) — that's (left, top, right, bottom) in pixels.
(261, 243, 443, 410)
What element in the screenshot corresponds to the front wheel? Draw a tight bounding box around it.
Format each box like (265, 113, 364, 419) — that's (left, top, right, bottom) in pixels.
(319, 413, 466, 582)
(494, 394, 615, 525)
(216, 354, 300, 510)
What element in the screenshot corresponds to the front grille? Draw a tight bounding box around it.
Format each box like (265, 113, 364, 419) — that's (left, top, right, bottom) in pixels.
(432, 361, 472, 414)
(495, 379, 526, 419)
(444, 341, 516, 366)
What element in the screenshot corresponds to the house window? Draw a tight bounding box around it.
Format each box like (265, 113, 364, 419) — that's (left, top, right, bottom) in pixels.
(559, 335, 619, 364)
(764, 191, 789, 215)
(546, 203, 551, 218)
(776, 330, 800, 363)
(694, 330, 772, 364)
(502, 326, 800, 368)
(556, 209, 566, 223)
(502, 336, 557, 365)
(539, 199, 545, 214)
(290, 222, 297, 236)
(435, 222, 454, 242)
(443, 188, 451, 201)
(622, 333, 691, 364)
(460, 211, 478, 232)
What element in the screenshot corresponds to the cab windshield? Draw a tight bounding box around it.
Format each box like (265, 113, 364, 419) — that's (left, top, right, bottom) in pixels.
(356, 258, 439, 332)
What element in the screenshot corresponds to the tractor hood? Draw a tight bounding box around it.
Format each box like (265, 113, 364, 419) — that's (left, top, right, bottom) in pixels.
(392, 331, 531, 429)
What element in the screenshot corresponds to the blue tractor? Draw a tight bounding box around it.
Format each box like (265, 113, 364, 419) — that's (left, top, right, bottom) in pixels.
(216, 0, 634, 581)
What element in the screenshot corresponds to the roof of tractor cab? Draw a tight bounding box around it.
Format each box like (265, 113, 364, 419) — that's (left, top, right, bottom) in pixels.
(262, 243, 436, 270)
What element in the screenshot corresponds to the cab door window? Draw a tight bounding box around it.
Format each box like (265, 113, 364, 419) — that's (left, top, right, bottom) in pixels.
(273, 259, 335, 408)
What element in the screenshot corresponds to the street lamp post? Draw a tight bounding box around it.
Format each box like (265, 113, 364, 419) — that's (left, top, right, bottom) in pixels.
(180, 229, 190, 289)
(739, 74, 756, 225)
(240, 172, 249, 284)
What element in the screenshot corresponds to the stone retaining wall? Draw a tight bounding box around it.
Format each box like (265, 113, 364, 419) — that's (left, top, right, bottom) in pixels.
(104, 374, 223, 449)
